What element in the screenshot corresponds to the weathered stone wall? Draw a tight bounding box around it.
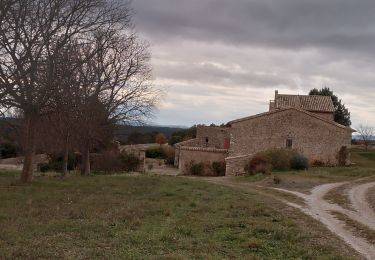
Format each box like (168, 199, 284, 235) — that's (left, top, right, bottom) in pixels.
(310, 111, 334, 121)
(227, 109, 352, 175)
(174, 138, 199, 166)
(177, 147, 228, 175)
(196, 126, 231, 149)
(225, 154, 252, 176)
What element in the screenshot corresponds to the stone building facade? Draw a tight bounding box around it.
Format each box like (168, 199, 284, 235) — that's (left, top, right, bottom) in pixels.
(175, 91, 355, 176)
(174, 126, 230, 174)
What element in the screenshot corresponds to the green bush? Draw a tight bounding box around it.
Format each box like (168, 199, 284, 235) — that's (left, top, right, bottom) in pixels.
(39, 153, 79, 173)
(263, 149, 291, 171)
(245, 154, 271, 175)
(189, 162, 204, 176)
(145, 147, 164, 158)
(146, 146, 175, 165)
(212, 161, 226, 176)
(246, 149, 309, 174)
(290, 153, 309, 170)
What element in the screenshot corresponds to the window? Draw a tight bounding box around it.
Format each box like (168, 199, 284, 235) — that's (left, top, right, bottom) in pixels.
(286, 139, 293, 148)
(205, 137, 209, 143)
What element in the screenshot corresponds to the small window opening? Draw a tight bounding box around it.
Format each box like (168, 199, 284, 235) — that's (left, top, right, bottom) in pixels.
(286, 139, 293, 148)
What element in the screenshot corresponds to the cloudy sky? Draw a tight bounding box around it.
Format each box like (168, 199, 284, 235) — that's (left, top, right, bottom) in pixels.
(132, 0, 375, 127)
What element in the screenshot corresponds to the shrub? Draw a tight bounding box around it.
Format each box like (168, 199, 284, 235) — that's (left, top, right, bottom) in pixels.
(338, 146, 349, 166)
(245, 154, 271, 175)
(120, 152, 140, 172)
(189, 161, 204, 176)
(91, 151, 140, 173)
(290, 153, 309, 170)
(263, 149, 291, 171)
(91, 151, 123, 173)
(146, 146, 175, 165)
(212, 161, 226, 176)
(39, 153, 79, 173)
(163, 146, 175, 165)
(145, 147, 164, 158)
(246, 149, 309, 174)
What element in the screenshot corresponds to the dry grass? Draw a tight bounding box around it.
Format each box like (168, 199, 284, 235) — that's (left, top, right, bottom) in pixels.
(0, 172, 360, 259)
(324, 183, 354, 210)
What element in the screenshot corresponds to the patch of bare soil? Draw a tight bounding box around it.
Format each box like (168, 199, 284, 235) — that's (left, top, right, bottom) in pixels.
(263, 175, 326, 194)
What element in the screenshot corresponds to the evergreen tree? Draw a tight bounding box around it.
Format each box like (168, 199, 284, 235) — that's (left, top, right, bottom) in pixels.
(309, 87, 351, 126)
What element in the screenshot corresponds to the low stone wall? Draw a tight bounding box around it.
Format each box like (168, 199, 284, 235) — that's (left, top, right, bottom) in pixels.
(177, 146, 228, 175)
(225, 154, 252, 176)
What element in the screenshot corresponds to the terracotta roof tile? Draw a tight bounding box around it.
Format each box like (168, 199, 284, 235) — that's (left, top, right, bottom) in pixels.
(228, 107, 355, 132)
(276, 94, 335, 112)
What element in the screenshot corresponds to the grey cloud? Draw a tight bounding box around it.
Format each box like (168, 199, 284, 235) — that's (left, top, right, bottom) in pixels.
(133, 0, 375, 53)
(129, 0, 375, 127)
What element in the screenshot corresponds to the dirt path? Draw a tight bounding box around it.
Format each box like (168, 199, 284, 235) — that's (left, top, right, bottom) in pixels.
(275, 182, 375, 259)
(349, 182, 375, 229)
(195, 177, 375, 259)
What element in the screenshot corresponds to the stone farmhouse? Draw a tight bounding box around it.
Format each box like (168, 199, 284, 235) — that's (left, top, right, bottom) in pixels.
(174, 90, 355, 176)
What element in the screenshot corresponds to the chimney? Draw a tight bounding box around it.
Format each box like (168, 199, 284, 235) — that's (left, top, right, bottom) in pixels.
(275, 90, 279, 109)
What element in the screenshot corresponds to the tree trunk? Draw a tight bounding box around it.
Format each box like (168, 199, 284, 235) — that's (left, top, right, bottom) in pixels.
(81, 143, 90, 176)
(62, 135, 69, 177)
(20, 115, 37, 183)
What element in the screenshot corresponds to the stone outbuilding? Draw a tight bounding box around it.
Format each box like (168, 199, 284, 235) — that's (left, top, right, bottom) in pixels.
(175, 90, 355, 176)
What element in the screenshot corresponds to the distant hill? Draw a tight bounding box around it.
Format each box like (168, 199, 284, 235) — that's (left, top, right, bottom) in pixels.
(0, 118, 188, 145)
(114, 125, 186, 144)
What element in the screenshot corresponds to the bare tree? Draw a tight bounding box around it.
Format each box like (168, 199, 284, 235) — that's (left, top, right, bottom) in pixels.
(357, 125, 374, 150)
(0, 0, 132, 182)
(73, 31, 158, 176)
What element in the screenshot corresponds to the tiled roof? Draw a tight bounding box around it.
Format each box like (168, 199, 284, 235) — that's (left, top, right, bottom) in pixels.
(276, 94, 335, 112)
(228, 107, 355, 131)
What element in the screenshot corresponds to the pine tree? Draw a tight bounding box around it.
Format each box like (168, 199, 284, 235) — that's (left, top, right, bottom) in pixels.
(309, 87, 351, 126)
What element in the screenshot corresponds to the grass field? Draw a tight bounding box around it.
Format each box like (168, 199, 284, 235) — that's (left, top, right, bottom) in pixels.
(0, 175, 358, 259)
(0, 149, 374, 259)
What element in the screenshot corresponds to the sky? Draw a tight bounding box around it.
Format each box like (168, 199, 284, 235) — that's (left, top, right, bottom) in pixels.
(132, 0, 375, 128)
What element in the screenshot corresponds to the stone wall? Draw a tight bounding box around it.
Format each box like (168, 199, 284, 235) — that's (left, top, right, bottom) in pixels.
(225, 154, 252, 176)
(196, 126, 231, 149)
(227, 108, 352, 175)
(310, 111, 334, 121)
(177, 146, 228, 175)
(174, 138, 199, 166)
